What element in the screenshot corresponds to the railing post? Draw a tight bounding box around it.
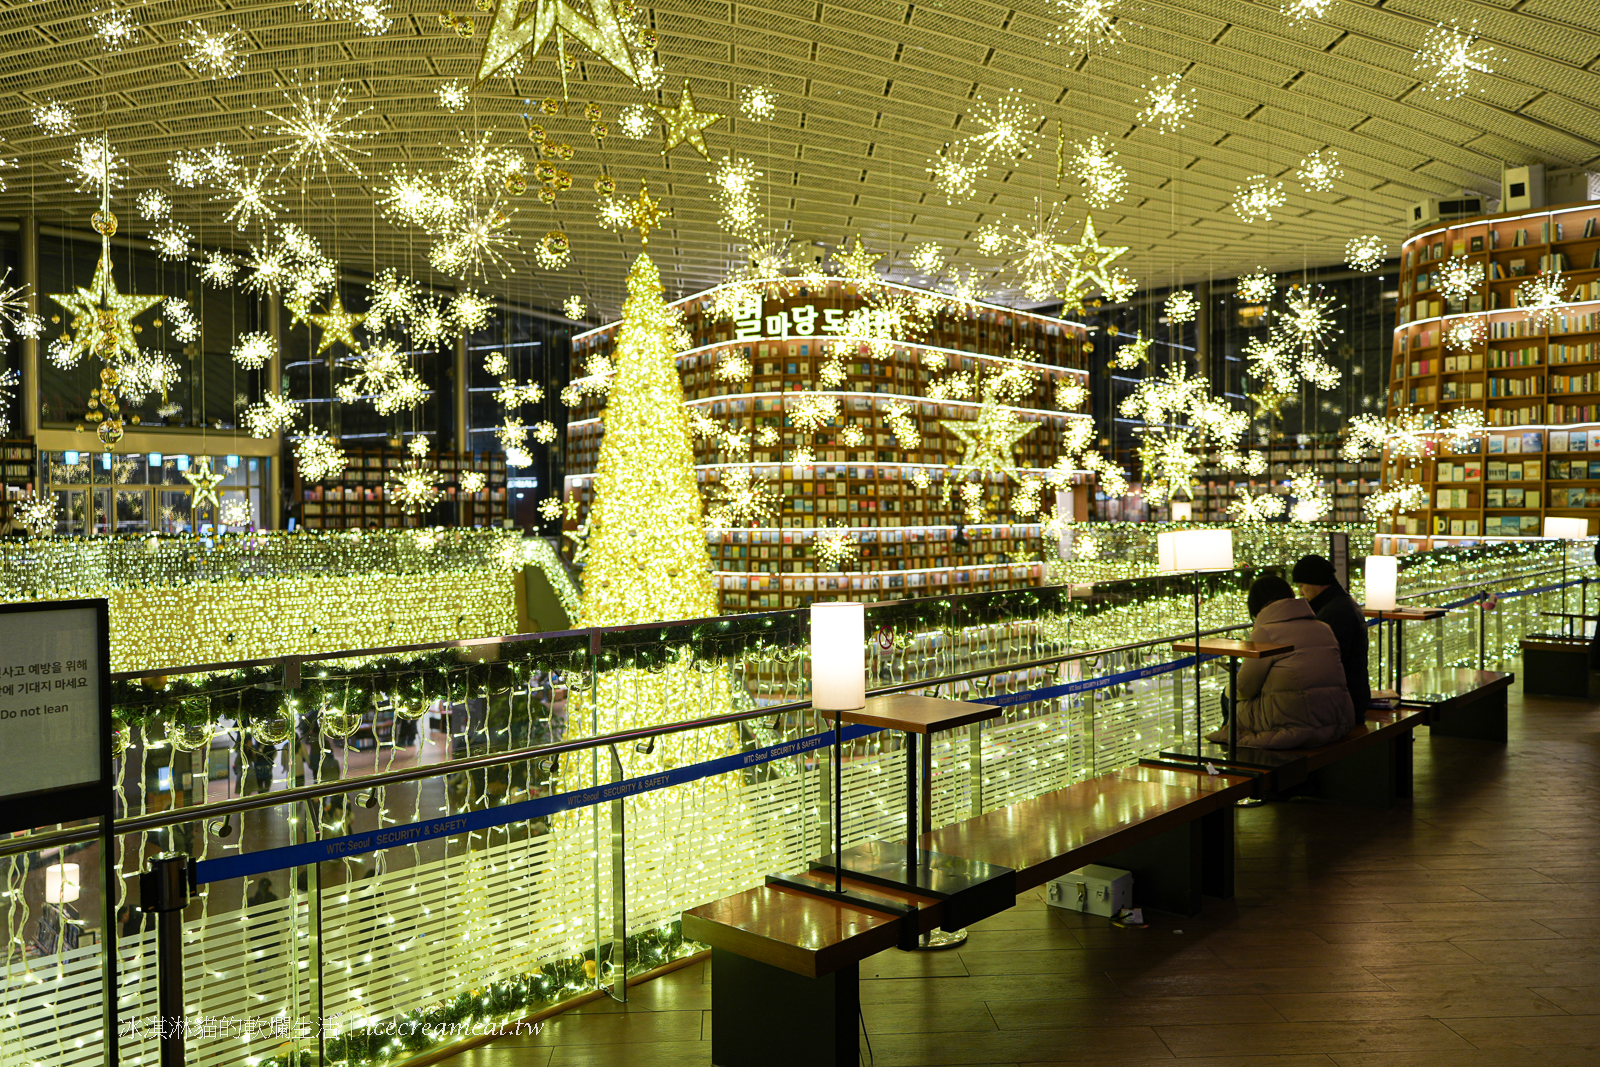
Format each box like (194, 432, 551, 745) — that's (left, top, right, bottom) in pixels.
(138, 854, 193, 1067)
(967, 722, 982, 817)
(608, 744, 628, 1002)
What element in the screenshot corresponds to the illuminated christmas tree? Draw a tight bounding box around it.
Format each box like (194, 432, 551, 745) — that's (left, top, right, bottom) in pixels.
(577, 247, 718, 626)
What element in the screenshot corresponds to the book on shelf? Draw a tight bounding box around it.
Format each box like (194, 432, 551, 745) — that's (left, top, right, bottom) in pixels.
(1487, 488, 1504, 507)
(1470, 235, 1485, 253)
(1433, 241, 1445, 258)
(1453, 240, 1466, 256)
(1586, 217, 1598, 239)
(1510, 258, 1528, 276)
(1523, 431, 1545, 452)
(1552, 430, 1571, 452)
(1491, 229, 1501, 249)
(1513, 229, 1527, 247)
(1488, 435, 1505, 454)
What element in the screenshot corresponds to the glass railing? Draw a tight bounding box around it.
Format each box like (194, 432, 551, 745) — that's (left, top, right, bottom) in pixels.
(3, 535, 1585, 1067)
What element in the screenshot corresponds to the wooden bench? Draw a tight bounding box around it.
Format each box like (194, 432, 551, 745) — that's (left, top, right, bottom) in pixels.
(1400, 667, 1513, 741)
(681, 763, 1254, 1067)
(1519, 633, 1596, 698)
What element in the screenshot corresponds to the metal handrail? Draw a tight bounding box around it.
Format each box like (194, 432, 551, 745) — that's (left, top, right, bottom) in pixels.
(1398, 563, 1566, 602)
(0, 621, 1254, 859)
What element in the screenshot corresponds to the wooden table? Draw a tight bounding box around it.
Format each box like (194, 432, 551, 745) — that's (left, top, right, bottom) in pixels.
(1364, 605, 1448, 691)
(1166, 639, 1292, 762)
(1400, 667, 1514, 741)
(830, 694, 1001, 897)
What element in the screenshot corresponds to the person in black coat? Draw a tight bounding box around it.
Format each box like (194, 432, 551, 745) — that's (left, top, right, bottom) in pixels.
(1292, 554, 1372, 713)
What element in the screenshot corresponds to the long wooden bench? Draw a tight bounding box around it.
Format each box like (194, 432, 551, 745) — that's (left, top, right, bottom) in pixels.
(683, 669, 1514, 1067)
(682, 763, 1254, 1067)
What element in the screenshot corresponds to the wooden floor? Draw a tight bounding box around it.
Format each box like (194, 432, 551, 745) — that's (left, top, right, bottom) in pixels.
(438, 682, 1600, 1067)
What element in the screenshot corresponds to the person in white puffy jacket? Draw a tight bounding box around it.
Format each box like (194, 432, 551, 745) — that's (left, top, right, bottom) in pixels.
(1211, 574, 1357, 749)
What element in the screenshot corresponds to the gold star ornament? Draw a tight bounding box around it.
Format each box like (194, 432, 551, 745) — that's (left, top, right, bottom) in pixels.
(309, 292, 367, 356)
(1057, 216, 1132, 312)
(628, 180, 671, 245)
(833, 237, 884, 284)
(49, 248, 162, 368)
(476, 0, 640, 87)
(653, 80, 723, 159)
(185, 455, 225, 514)
(940, 389, 1038, 475)
(1250, 388, 1291, 421)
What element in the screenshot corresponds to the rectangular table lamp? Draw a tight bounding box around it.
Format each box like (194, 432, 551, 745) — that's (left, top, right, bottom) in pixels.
(1543, 517, 1589, 540)
(1365, 554, 1398, 611)
(811, 601, 865, 711)
(1157, 528, 1233, 573)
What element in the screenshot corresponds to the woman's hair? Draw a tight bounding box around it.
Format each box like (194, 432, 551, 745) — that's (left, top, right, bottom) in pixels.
(1247, 574, 1296, 618)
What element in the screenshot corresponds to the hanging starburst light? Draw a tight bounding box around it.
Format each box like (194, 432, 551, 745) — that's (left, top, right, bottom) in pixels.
(353, 1, 391, 35)
(1517, 270, 1571, 328)
(136, 189, 171, 220)
(1281, 0, 1333, 24)
(969, 93, 1039, 160)
(1137, 73, 1194, 134)
(366, 269, 419, 330)
(450, 290, 494, 332)
(437, 81, 471, 110)
(1345, 234, 1385, 272)
(1053, 0, 1123, 55)
(0, 272, 41, 345)
(1069, 136, 1127, 209)
(1445, 316, 1486, 352)
(619, 104, 655, 139)
(88, 7, 139, 50)
(928, 151, 980, 201)
(1296, 149, 1341, 192)
(31, 100, 75, 135)
(1233, 176, 1286, 222)
(14, 492, 56, 537)
(1364, 482, 1428, 522)
(1237, 270, 1275, 304)
(790, 392, 841, 431)
(199, 251, 238, 287)
(231, 331, 275, 370)
(1439, 255, 1485, 303)
(460, 470, 486, 494)
(706, 467, 777, 528)
(1165, 289, 1197, 324)
(262, 76, 374, 177)
(564, 295, 587, 319)
(151, 224, 190, 261)
(812, 523, 859, 569)
(535, 231, 571, 271)
(740, 85, 776, 120)
(63, 138, 124, 193)
(388, 461, 442, 514)
(182, 23, 247, 78)
(1414, 21, 1492, 100)
(1230, 487, 1286, 523)
(711, 156, 762, 236)
(910, 243, 945, 275)
(1276, 284, 1341, 357)
(221, 165, 280, 230)
(243, 392, 300, 437)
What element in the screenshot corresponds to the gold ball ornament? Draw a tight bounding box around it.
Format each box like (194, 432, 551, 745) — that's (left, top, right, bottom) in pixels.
(555, 143, 574, 160)
(561, 53, 578, 73)
(1083, 342, 1095, 354)
(591, 122, 608, 141)
(111, 723, 130, 758)
(534, 162, 557, 183)
(554, 170, 572, 190)
(453, 17, 474, 37)
(594, 175, 616, 195)
(97, 420, 124, 446)
(250, 712, 295, 744)
(540, 98, 560, 116)
(505, 172, 528, 194)
(474, 0, 491, 8)
(1107, 325, 1119, 337)
(538, 188, 557, 205)
(167, 714, 216, 752)
(543, 231, 570, 255)
(526, 123, 546, 143)
(583, 102, 602, 121)
(638, 28, 658, 49)
(92, 210, 118, 236)
(319, 704, 364, 738)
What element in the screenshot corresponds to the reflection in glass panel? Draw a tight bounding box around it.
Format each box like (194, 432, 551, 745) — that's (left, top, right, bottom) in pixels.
(115, 489, 150, 533)
(157, 490, 191, 534)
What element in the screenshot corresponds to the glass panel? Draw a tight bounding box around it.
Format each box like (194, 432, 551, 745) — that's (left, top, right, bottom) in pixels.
(157, 489, 192, 534)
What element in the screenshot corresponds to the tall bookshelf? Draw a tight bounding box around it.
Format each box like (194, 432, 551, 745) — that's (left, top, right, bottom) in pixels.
(1385, 199, 1600, 548)
(294, 445, 507, 530)
(1180, 438, 1380, 523)
(0, 437, 37, 530)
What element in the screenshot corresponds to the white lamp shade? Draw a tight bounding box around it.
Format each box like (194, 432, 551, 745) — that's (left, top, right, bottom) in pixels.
(45, 863, 81, 905)
(1364, 554, 1399, 611)
(810, 602, 866, 711)
(1543, 516, 1589, 540)
(1157, 528, 1233, 573)
(1169, 500, 1193, 522)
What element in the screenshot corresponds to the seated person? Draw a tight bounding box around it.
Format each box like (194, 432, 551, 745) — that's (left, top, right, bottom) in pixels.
(1291, 553, 1371, 711)
(1210, 575, 1356, 749)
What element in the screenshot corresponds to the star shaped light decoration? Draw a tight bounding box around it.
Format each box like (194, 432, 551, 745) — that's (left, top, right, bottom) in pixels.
(627, 179, 671, 245)
(49, 246, 163, 369)
(1056, 216, 1131, 311)
(653, 80, 723, 159)
(185, 455, 225, 513)
(476, 0, 640, 87)
(1112, 330, 1154, 370)
(833, 237, 885, 284)
(1249, 388, 1291, 422)
(309, 292, 367, 356)
(941, 389, 1038, 475)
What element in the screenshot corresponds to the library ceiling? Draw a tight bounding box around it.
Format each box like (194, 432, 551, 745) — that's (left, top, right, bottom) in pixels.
(1, 0, 1596, 317)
